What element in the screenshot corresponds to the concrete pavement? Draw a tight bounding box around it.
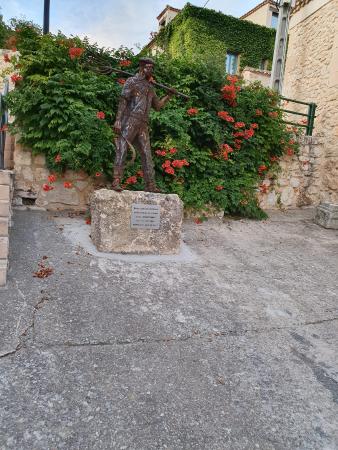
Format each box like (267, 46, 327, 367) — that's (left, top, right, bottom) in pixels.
(0, 208, 337, 449)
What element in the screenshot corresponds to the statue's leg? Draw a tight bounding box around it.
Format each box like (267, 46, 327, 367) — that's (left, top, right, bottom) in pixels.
(136, 126, 160, 193)
(112, 120, 138, 191)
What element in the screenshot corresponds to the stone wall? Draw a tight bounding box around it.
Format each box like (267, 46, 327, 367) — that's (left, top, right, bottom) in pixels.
(13, 140, 102, 211)
(0, 170, 14, 286)
(259, 136, 323, 209)
(282, 0, 338, 203)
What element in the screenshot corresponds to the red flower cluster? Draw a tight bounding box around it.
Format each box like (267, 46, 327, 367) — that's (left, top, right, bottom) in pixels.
(48, 174, 57, 183)
(227, 75, 239, 84)
(85, 217, 91, 225)
(217, 111, 235, 122)
(187, 108, 198, 116)
(215, 185, 224, 191)
(251, 123, 259, 129)
(96, 111, 105, 120)
(125, 176, 137, 185)
(64, 181, 73, 189)
(55, 154, 62, 163)
(117, 78, 126, 85)
(221, 76, 240, 107)
(220, 144, 233, 160)
(172, 159, 189, 168)
(69, 47, 84, 59)
(169, 148, 177, 154)
(3, 54, 11, 63)
(234, 139, 242, 150)
(255, 109, 263, 116)
(258, 165, 267, 175)
(233, 127, 254, 140)
(42, 183, 54, 192)
(162, 159, 189, 175)
(234, 122, 245, 128)
(10, 74, 22, 84)
(269, 111, 278, 118)
(119, 60, 132, 67)
(155, 149, 166, 156)
(259, 184, 268, 194)
(286, 148, 294, 156)
(270, 156, 279, 162)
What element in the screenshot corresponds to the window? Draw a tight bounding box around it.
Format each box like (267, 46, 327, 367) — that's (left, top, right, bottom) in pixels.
(225, 52, 238, 75)
(271, 12, 279, 29)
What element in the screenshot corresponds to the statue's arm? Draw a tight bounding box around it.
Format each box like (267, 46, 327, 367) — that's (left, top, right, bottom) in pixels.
(152, 92, 174, 112)
(113, 79, 133, 133)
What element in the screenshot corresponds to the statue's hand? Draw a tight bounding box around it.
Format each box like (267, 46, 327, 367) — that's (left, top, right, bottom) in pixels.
(113, 120, 122, 134)
(168, 88, 178, 97)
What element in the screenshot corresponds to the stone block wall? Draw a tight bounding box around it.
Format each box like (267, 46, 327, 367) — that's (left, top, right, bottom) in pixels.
(13, 140, 103, 211)
(0, 170, 14, 286)
(259, 136, 324, 209)
(282, 0, 338, 203)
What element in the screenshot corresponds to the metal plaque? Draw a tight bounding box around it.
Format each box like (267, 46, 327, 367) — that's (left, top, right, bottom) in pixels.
(131, 203, 161, 230)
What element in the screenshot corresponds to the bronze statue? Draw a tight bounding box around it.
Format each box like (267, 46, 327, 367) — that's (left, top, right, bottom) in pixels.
(112, 58, 176, 192)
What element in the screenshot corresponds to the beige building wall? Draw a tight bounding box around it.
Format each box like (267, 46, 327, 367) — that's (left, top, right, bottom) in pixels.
(242, 2, 278, 27)
(282, 0, 338, 203)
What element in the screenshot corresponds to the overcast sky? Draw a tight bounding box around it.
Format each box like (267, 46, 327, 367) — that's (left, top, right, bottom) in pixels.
(1, 1, 260, 50)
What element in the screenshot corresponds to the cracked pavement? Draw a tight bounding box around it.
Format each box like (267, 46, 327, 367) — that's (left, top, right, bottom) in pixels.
(0, 208, 338, 449)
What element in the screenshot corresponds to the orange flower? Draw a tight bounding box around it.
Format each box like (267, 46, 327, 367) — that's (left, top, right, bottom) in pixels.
(119, 60, 132, 67)
(48, 174, 57, 183)
(95, 172, 102, 177)
(69, 47, 84, 59)
(117, 78, 126, 85)
(96, 111, 105, 120)
(63, 181, 73, 189)
(42, 183, 54, 192)
(125, 176, 137, 185)
(169, 148, 177, 154)
(10, 74, 22, 83)
(187, 108, 198, 116)
(234, 122, 245, 128)
(164, 166, 175, 175)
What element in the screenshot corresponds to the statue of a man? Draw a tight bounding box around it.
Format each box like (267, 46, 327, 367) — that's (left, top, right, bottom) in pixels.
(112, 57, 175, 192)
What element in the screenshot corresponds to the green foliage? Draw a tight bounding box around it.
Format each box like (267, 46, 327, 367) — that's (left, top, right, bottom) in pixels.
(0, 14, 10, 48)
(2, 24, 300, 219)
(153, 3, 275, 70)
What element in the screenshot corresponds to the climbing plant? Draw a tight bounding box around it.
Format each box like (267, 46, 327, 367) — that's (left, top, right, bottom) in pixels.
(153, 3, 276, 70)
(2, 21, 300, 219)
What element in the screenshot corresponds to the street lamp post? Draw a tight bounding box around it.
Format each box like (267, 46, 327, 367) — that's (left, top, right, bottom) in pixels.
(43, 0, 50, 34)
(270, 0, 296, 93)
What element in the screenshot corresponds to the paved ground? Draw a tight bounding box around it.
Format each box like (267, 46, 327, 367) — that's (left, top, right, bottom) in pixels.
(0, 208, 338, 450)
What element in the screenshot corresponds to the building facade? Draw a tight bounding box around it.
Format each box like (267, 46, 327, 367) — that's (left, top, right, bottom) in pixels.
(282, 0, 338, 203)
(240, 0, 279, 29)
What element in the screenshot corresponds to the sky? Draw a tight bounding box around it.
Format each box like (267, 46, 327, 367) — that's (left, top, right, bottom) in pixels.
(0, 0, 261, 50)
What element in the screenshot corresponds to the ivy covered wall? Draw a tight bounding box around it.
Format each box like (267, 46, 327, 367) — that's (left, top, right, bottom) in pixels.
(154, 3, 276, 71)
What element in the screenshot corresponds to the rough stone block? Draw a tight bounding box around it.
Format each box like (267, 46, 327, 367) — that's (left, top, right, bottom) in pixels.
(314, 203, 338, 229)
(0, 170, 12, 186)
(0, 201, 9, 217)
(91, 189, 183, 255)
(33, 154, 46, 167)
(0, 237, 9, 258)
(0, 259, 7, 287)
(0, 218, 9, 236)
(14, 148, 32, 166)
(0, 185, 10, 201)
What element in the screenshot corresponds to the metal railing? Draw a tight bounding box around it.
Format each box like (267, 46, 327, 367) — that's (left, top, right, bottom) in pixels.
(0, 80, 9, 170)
(280, 96, 317, 136)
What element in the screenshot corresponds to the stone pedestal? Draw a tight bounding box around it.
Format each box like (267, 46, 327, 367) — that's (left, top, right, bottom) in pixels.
(90, 189, 183, 254)
(314, 203, 338, 229)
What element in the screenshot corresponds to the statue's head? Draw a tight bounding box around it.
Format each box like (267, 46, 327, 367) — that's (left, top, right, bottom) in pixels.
(139, 57, 155, 79)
